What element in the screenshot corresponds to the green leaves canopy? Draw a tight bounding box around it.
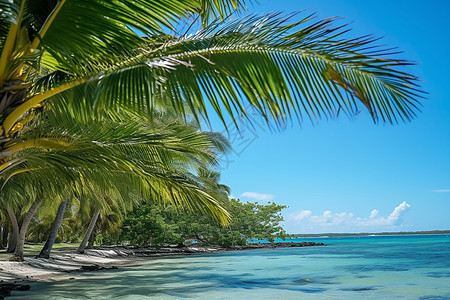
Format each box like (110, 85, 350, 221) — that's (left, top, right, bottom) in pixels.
(2, 2, 423, 135)
(0, 0, 244, 72)
(39, 13, 423, 131)
(114, 198, 289, 247)
(0, 110, 232, 224)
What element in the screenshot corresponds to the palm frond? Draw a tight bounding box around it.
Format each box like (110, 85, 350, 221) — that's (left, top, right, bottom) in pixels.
(195, 0, 251, 27)
(1, 109, 231, 224)
(85, 13, 423, 127)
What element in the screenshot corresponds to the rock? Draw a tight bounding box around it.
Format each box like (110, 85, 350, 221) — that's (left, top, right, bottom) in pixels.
(16, 285, 30, 291)
(80, 265, 101, 271)
(0, 283, 31, 299)
(79, 265, 118, 272)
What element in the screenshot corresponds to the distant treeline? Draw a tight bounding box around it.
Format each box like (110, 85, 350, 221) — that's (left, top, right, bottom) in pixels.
(294, 230, 450, 238)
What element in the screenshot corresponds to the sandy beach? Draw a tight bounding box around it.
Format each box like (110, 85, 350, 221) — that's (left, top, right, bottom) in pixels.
(0, 242, 324, 298)
(0, 246, 231, 283)
(0, 242, 324, 285)
(0, 249, 141, 283)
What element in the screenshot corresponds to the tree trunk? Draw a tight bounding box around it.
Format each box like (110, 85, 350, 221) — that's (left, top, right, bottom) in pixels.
(3, 227, 9, 249)
(0, 81, 27, 145)
(37, 200, 68, 258)
(6, 206, 19, 253)
(11, 200, 41, 261)
(0, 223, 4, 249)
(77, 209, 100, 254)
(87, 229, 96, 249)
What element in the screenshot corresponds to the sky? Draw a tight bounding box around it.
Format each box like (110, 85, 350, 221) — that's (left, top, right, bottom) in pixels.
(207, 0, 450, 233)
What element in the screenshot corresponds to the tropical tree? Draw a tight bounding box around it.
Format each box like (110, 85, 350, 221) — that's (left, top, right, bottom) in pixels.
(0, 1, 422, 170)
(1, 106, 231, 260)
(115, 198, 290, 247)
(37, 196, 70, 258)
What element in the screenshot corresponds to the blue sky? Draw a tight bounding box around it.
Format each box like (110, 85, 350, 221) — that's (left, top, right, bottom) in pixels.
(208, 0, 450, 233)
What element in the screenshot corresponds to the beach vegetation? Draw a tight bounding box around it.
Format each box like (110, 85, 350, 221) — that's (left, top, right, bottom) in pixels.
(1, 109, 230, 260)
(106, 198, 290, 247)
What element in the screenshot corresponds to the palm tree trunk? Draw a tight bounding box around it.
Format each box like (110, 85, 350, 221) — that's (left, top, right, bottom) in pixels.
(2, 227, 8, 249)
(12, 200, 41, 261)
(0, 223, 4, 249)
(6, 206, 19, 253)
(37, 200, 68, 258)
(87, 229, 96, 249)
(77, 209, 100, 254)
(5, 224, 11, 249)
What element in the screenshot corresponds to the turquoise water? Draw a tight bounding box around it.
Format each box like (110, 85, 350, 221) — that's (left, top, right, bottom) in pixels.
(11, 235, 450, 299)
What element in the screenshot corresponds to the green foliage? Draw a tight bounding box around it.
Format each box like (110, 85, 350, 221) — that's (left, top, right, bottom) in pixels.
(114, 198, 290, 247)
(178, 199, 290, 246)
(120, 205, 183, 247)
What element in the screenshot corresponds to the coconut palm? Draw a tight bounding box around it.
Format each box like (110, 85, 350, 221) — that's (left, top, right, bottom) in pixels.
(1, 106, 232, 260)
(37, 196, 70, 258)
(0, 1, 422, 164)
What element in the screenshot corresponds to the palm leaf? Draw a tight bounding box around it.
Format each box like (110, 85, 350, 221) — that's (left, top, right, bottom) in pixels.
(1, 109, 231, 224)
(86, 13, 423, 127)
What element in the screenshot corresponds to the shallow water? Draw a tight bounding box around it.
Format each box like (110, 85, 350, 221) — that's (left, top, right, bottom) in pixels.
(11, 235, 450, 299)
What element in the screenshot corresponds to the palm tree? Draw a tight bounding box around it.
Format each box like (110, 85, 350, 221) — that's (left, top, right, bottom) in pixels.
(0, 173, 45, 259)
(0, 1, 422, 167)
(5, 206, 19, 253)
(1, 106, 232, 260)
(37, 194, 70, 258)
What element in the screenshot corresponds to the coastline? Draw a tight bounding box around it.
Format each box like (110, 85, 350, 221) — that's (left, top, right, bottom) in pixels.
(294, 230, 450, 238)
(0, 242, 324, 298)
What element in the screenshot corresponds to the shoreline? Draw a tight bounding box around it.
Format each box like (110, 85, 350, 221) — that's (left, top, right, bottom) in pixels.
(0, 242, 324, 298)
(294, 230, 450, 238)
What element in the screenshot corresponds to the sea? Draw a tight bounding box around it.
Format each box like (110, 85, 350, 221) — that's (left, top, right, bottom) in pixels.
(10, 234, 450, 299)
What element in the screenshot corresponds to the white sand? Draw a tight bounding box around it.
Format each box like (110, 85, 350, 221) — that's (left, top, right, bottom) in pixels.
(0, 243, 320, 283)
(0, 249, 141, 283)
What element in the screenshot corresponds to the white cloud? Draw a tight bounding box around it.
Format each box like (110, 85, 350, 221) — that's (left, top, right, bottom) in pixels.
(293, 210, 312, 220)
(370, 209, 379, 219)
(386, 201, 410, 225)
(240, 192, 275, 202)
(432, 189, 450, 193)
(290, 202, 411, 231)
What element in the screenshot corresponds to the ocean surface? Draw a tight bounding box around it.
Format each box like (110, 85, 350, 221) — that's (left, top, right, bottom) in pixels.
(11, 235, 450, 299)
